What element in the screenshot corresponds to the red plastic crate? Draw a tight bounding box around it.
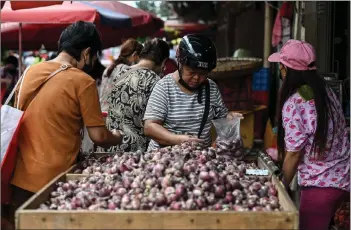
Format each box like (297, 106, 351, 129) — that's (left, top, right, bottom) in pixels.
(215, 75, 253, 111)
(252, 91, 270, 106)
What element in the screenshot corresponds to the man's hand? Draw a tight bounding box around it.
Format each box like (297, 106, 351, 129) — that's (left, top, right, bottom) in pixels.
(112, 129, 124, 137)
(227, 112, 244, 120)
(176, 135, 203, 145)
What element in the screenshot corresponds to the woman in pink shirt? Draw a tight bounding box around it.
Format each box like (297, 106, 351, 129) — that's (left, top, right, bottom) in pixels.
(269, 40, 350, 230)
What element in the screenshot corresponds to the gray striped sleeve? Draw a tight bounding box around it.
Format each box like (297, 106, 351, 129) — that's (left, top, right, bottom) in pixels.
(144, 80, 168, 121)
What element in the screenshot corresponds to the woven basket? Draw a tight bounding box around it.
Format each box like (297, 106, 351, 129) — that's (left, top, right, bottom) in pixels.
(209, 57, 263, 80)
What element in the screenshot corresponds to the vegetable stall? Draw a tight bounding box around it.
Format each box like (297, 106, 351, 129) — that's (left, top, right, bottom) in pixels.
(12, 57, 297, 229)
(15, 140, 297, 229)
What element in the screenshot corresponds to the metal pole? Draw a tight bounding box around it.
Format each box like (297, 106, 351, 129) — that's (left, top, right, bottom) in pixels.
(18, 22, 23, 79)
(263, 3, 272, 68)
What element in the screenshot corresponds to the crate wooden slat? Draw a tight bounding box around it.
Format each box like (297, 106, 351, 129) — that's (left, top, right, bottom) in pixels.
(16, 157, 298, 230)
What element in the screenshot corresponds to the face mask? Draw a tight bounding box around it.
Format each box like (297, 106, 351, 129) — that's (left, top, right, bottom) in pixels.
(7, 68, 17, 75)
(82, 56, 94, 75)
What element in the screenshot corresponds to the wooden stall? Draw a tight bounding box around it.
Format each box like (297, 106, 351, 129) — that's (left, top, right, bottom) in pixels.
(15, 156, 298, 229)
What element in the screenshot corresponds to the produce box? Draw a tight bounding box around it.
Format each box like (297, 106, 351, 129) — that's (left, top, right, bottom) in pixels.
(15, 157, 298, 229)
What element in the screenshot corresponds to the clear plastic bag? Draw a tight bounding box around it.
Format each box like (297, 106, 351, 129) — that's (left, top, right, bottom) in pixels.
(212, 117, 244, 158)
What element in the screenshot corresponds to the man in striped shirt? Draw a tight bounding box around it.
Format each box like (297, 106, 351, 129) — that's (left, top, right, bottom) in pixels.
(144, 34, 242, 151)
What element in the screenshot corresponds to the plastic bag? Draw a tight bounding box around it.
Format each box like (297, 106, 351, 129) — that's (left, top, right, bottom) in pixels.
(212, 117, 244, 158)
(1, 105, 24, 204)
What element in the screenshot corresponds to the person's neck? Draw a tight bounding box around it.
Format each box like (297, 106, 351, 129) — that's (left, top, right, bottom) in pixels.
(132, 59, 155, 71)
(172, 71, 196, 95)
(50, 52, 78, 68)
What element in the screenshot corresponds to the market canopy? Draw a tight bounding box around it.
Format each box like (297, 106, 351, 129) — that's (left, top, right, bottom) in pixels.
(1, 1, 64, 10)
(1, 1, 164, 50)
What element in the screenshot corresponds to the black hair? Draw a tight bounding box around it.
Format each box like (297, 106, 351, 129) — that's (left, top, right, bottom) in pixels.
(58, 21, 102, 61)
(139, 38, 169, 66)
(4, 55, 18, 68)
(276, 62, 337, 159)
(49, 52, 58, 60)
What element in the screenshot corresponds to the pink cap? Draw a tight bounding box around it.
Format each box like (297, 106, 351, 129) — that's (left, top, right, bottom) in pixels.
(268, 39, 316, 71)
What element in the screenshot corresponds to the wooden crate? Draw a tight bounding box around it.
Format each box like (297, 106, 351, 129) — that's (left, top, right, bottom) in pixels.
(16, 157, 298, 229)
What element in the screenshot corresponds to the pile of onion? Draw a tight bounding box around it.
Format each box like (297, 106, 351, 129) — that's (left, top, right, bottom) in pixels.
(39, 142, 281, 211)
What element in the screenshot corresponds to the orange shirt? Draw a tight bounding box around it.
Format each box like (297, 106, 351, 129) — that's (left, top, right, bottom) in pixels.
(11, 62, 105, 192)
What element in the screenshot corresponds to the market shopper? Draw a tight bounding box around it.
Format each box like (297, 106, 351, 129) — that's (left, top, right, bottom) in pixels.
(11, 21, 123, 209)
(107, 38, 169, 153)
(99, 38, 143, 112)
(144, 34, 242, 151)
(1, 55, 19, 104)
(269, 39, 350, 230)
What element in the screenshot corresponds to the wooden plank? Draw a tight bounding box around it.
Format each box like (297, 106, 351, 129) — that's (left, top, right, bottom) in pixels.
(17, 210, 297, 229)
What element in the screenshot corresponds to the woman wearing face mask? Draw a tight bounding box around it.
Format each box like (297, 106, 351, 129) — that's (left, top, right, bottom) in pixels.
(143, 34, 242, 151)
(10, 21, 123, 214)
(269, 39, 350, 230)
(107, 38, 170, 153)
(99, 38, 143, 112)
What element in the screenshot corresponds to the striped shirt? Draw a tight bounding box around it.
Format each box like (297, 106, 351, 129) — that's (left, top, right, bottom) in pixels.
(144, 74, 228, 151)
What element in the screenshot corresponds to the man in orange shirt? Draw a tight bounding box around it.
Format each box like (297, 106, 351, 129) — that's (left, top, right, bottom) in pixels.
(11, 21, 123, 209)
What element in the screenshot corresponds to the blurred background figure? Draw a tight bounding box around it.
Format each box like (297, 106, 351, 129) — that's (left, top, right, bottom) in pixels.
(1, 55, 19, 104)
(99, 38, 143, 112)
(161, 41, 178, 77)
(168, 41, 176, 59)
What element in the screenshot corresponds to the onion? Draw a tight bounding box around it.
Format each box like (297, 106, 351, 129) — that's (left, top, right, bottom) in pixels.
(39, 142, 281, 211)
(214, 185, 225, 198)
(170, 201, 182, 210)
(199, 171, 210, 181)
(268, 186, 278, 197)
(175, 184, 185, 198)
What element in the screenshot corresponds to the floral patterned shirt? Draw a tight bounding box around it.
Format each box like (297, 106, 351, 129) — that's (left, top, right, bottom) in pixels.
(99, 64, 128, 112)
(282, 89, 350, 191)
(107, 66, 160, 153)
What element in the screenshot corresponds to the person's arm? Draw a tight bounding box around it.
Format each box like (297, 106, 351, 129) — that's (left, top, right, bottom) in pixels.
(79, 82, 122, 148)
(86, 126, 123, 148)
(282, 150, 303, 186)
(212, 81, 229, 119)
(144, 120, 201, 146)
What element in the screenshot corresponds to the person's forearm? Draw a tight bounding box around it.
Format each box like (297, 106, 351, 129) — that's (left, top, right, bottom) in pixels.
(95, 130, 123, 148)
(282, 151, 301, 186)
(145, 123, 179, 146)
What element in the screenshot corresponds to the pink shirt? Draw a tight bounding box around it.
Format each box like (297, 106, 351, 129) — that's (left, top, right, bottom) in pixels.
(282, 90, 350, 192)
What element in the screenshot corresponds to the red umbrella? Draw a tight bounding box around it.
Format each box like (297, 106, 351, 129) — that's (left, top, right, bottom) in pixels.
(1, 1, 63, 10)
(8, 1, 64, 10)
(1, 1, 164, 50)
